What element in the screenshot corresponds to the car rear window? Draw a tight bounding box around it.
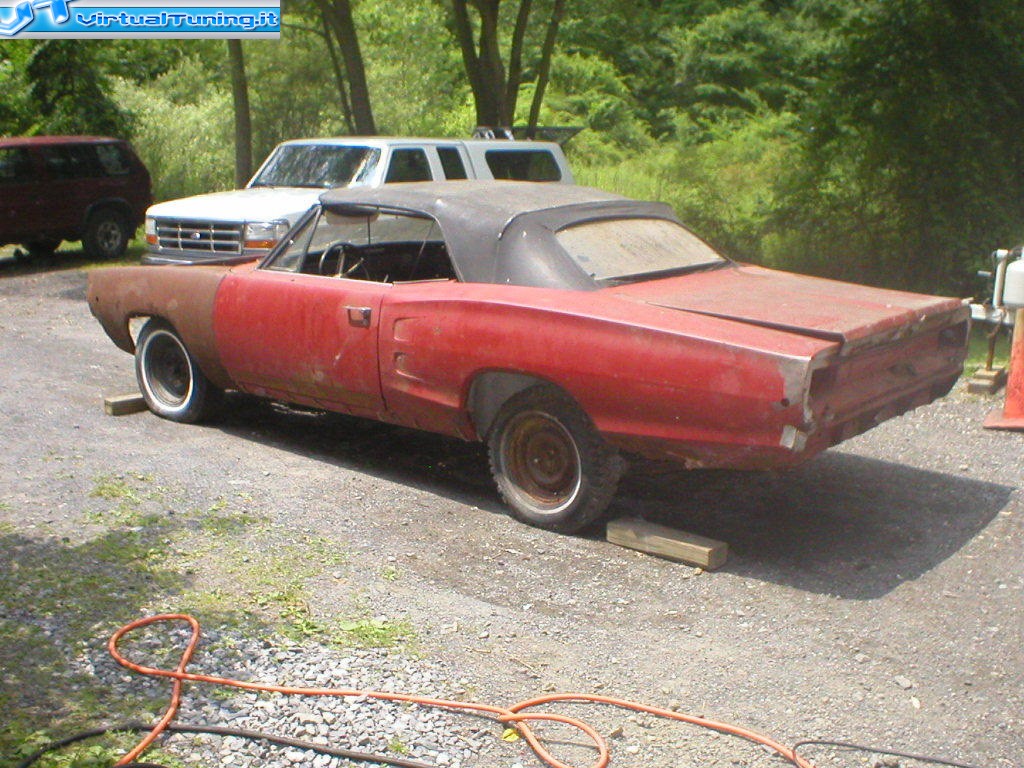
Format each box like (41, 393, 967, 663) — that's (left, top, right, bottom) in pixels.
(555, 217, 726, 282)
(94, 143, 133, 175)
(485, 149, 561, 181)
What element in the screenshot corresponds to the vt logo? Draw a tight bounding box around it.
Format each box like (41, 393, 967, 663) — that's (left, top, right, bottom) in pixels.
(0, 0, 75, 36)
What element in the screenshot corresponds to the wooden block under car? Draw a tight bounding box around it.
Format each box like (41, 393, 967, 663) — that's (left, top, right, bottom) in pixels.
(966, 366, 1007, 395)
(606, 517, 728, 570)
(103, 393, 148, 416)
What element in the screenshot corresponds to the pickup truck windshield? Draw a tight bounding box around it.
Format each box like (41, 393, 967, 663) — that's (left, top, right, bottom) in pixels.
(250, 145, 381, 188)
(556, 217, 726, 283)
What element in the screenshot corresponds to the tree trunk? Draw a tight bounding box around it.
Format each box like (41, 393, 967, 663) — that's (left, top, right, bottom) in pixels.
(452, 0, 497, 127)
(503, 0, 533, 126)
(318, 0, 376, 134)
(527, 0, 565, 137)
(226, 40, 253, 187)
(320, 6, 355, 133)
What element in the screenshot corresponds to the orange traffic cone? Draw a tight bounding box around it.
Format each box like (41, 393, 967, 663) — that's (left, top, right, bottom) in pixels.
(984, 307, 1024, 430)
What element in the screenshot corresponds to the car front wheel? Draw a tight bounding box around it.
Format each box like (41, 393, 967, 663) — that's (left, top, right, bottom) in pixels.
(488, 385, 623, 533)
(83, 208, 129, 260)
(135, 319, 219, 423)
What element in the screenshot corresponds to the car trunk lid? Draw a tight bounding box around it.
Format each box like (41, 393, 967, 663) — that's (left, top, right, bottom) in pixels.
(611, 264, 966, 354)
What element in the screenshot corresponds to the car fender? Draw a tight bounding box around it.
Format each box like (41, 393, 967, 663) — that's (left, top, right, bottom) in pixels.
(86, 264, 234, 388)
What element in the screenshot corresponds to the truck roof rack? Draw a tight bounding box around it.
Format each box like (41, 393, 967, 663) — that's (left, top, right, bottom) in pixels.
(472, 126, 584, 145)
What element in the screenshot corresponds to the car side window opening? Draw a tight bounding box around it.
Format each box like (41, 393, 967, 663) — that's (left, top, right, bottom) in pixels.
(485, 149, 561, 181)
(385, 149, 432, 183)
(437, 146, 468, 180)
(265, 206, 457, 283)
(94, 143, 132, 176)
(40, 144, 106, 179)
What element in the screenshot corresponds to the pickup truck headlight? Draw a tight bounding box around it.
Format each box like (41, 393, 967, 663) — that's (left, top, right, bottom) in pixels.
(243, 220, 291, 251)
(144, 217, 157, 247)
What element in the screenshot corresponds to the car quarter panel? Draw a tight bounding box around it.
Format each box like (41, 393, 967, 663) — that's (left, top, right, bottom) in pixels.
(86, 265, 233, 387)
(377, 282, 836, 468)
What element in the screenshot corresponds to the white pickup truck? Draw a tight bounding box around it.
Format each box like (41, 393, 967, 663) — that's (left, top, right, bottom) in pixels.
(143, 137, 574, 265)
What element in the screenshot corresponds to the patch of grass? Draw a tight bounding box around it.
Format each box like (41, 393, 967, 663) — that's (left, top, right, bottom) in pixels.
(90, 475, 141, 503)
(966, 322, 1012, 371)
(381, 565, 400, 582)
(198, 510, 261, 536)
(333, 617, 415, 649)
(387, 737, 409, 755)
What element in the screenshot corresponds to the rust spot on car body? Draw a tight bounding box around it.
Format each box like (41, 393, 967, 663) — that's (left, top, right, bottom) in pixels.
(87, 264, 234, 388)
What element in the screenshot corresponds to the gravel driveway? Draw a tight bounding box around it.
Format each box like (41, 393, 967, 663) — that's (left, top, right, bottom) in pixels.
(1, 262, 1021, 768)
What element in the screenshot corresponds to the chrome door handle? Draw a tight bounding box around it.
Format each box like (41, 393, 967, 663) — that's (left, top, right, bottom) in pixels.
(346, 306, 372, 327)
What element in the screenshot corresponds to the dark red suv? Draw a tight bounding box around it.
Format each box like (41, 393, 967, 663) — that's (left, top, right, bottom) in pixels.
(0, 136, 152, 259)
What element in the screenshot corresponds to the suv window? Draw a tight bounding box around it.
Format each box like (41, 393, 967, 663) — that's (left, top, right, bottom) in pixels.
(94, 143, 133, 175)
(0, 147, 32, 183)
(385, 149, 432, 183)
(485, 149, 561, 181)
(437, 146, 468, 180)
(41, 144, 103, 179)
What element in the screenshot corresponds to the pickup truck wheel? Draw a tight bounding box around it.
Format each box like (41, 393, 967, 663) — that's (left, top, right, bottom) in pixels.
(83, 208, 129, 260)
(135, 319, 220, 423)
(488, 386, 623, 533)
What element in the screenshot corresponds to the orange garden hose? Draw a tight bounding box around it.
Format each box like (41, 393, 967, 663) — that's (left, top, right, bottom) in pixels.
(108, 613, 815, 768)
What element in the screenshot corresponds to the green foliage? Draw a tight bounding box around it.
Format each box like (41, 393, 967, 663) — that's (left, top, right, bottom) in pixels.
(2, 0, 1022, 294)
(358, 0, 468, 136)
(111, 58, 234, 202)
(540, 52, 654, 163)
(778, 0, 1024, 292)
(24, 41, 130, 136)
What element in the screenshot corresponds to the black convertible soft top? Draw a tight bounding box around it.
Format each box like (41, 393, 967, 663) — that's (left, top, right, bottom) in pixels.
(317, 181, 681, 288)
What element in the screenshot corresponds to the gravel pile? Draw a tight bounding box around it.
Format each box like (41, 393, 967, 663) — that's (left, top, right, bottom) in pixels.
(78, 622, 514, 768)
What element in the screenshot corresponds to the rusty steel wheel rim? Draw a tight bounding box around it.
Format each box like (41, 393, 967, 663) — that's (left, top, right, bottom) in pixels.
(501, 410, 582, 514)
(143, 330, 193, 408)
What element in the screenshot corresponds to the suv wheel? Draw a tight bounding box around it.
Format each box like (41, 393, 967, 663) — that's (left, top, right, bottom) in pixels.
(83, 208, 129, 260)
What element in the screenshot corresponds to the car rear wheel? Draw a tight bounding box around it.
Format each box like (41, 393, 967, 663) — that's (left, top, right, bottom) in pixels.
(488, 385, 623, 533)
(135, 319, 220, 423)
(83, 208, 129, 260)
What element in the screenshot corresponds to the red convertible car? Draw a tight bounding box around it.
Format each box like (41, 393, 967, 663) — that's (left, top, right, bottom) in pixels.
(88, 182, 969, 532)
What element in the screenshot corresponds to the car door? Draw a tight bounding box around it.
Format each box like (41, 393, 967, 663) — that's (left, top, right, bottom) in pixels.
(216, 270, 386, 413)
(213, 209, 387, 414)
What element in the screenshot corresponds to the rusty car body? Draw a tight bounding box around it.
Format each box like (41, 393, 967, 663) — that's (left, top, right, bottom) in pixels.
(88, 182, 969, 532)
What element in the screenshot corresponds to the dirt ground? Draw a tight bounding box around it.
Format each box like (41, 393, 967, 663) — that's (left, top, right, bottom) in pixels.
(1, 258, 1021, 768)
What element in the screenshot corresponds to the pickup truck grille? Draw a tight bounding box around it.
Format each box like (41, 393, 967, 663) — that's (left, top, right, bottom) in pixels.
(155, 219, 243, 255)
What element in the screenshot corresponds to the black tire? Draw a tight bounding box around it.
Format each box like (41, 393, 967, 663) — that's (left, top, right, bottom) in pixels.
(24, 239, 61, 257)
(83, 208, 129, 260)
(135, 319, 220, 423)
(488, 385, 623, 533)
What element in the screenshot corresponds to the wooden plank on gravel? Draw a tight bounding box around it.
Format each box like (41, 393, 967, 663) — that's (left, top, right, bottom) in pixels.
(104, 393, 147, 416)
(606, 517, 728, 569)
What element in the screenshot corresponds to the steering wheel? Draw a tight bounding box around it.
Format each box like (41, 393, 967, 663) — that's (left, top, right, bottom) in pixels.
(341, 249, 371, 280)
(317, 241, 347, 276)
